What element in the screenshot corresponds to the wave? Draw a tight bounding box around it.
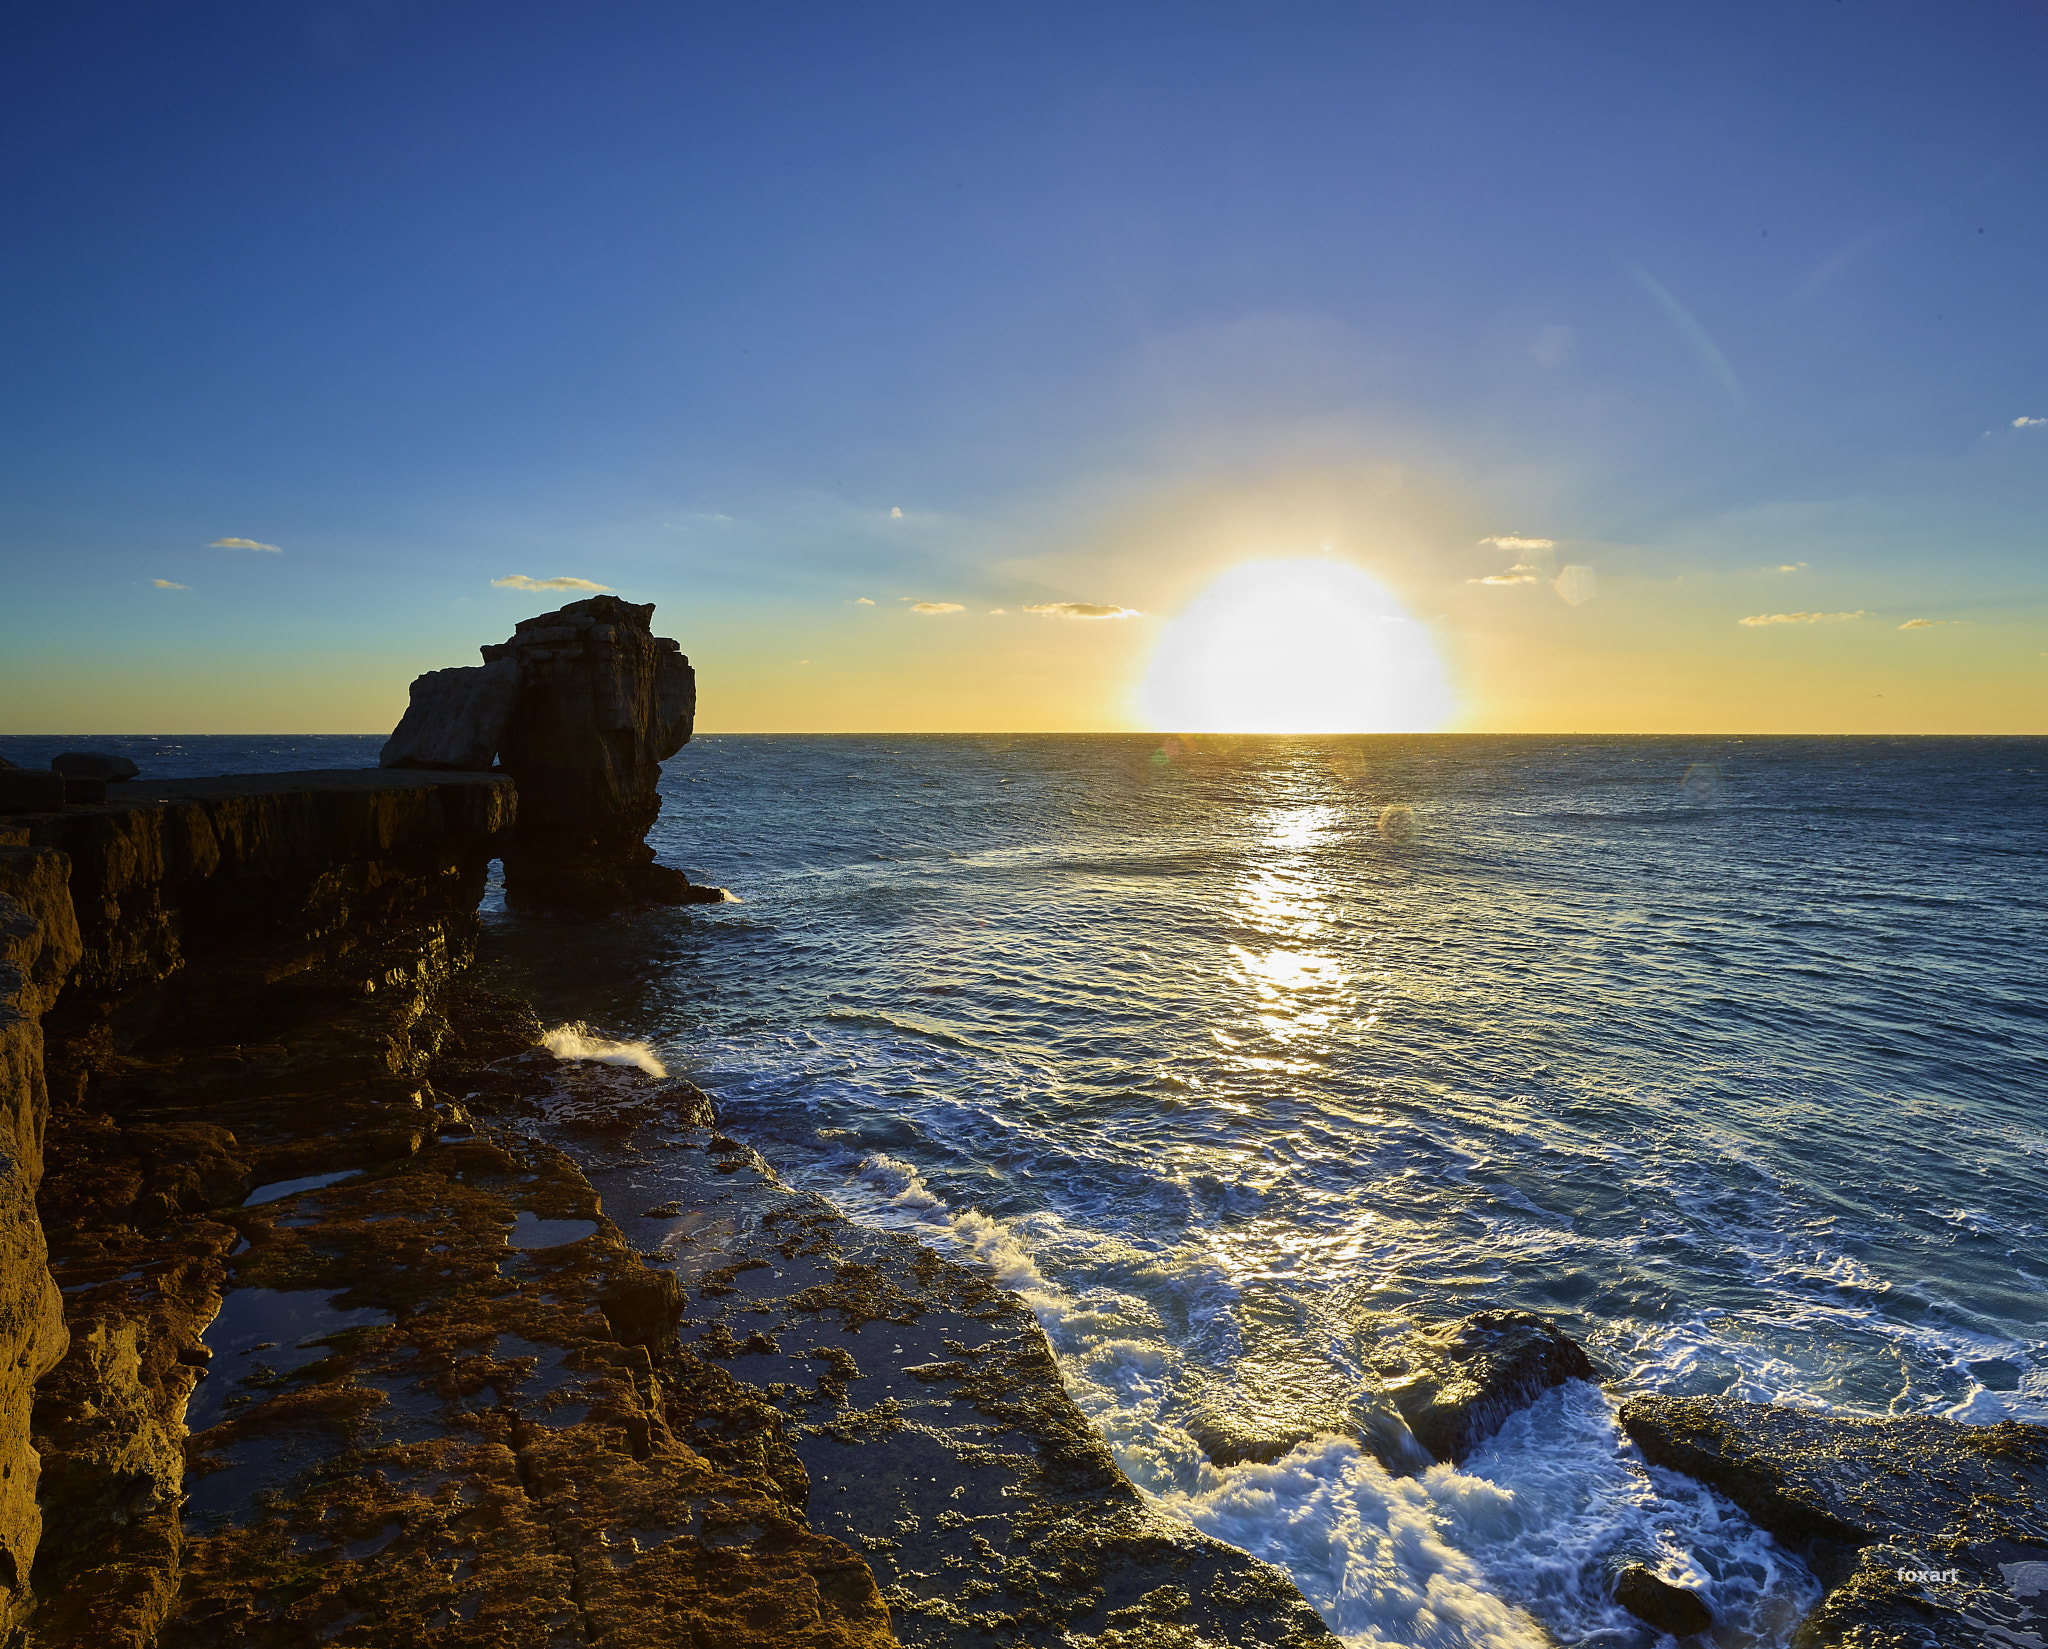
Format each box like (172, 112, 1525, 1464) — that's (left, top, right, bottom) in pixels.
(538, 1022, 668, 1077)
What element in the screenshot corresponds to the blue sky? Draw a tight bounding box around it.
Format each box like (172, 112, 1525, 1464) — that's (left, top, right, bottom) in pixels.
(4, 2, 2043, 731)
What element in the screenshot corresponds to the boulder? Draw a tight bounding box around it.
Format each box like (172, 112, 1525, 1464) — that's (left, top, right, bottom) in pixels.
(60, 777, 107, 806)
(1620, 1395, 2048, 1649)
(380, 656, 522, 771)
(1370, 1309, 1598, 1464)
(1612, 1563, 1712, 1636)
(50, 751, 138, 782)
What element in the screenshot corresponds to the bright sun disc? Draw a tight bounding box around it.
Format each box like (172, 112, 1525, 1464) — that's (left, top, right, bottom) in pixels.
(1138, 559, 1453, 733)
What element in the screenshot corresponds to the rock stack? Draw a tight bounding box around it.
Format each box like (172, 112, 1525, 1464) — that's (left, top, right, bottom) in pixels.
(381, 596, 722, 912)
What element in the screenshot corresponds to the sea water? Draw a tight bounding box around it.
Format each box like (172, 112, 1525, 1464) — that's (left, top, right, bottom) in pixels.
(20, 732, 2043, 1646)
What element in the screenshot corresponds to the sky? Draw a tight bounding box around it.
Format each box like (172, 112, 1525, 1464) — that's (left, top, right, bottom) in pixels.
(2, 1, 2043, 734)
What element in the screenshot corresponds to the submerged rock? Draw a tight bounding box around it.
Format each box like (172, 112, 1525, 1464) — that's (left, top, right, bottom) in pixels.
(1371, 1309, 1598, 1465)
(1620, 1394, 2048, 1649)
(1612, 1562, 1713, 1636)
(51, 751, 139, 782)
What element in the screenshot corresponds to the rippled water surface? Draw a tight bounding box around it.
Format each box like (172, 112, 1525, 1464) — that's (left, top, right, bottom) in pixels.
(25, 731, 2044, 1646)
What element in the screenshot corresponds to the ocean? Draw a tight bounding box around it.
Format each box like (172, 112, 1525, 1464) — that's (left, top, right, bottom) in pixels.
(12, 731, 2044, 1647)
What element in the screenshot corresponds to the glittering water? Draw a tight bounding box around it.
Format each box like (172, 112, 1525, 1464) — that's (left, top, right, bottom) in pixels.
(24, 731, 2043, 1647)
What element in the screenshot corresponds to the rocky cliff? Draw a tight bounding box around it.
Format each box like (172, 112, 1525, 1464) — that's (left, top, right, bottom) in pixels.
(382, 596, 717, 913)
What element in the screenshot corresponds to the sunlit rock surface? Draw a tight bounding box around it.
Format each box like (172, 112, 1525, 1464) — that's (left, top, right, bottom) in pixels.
(511, 1051, 1338, 1649)
(1621, 1394, 2048, 1649)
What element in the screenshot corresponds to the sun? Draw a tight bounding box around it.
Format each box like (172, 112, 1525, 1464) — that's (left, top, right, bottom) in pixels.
(1137, 559, 1454, 733)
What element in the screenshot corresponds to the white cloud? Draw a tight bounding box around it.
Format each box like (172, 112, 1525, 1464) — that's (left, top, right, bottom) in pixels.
(1738, 610, 1866, 626)
(1472, 535, 1558, 587)
(1897, 618, 1951, 630)
(909, 601, 964, 614)
(2015, 416, 2047, 429)
(492, 574, 613, 592)
(852, 597, 875, 605)
(1022, 601, 1141, 619)
(988, 608, 1007, 615)
(211, 537, 280, 552)
(152, 578, 188, 589)
(1775, 562, 1808, 572)
(890, 506, 903, 518)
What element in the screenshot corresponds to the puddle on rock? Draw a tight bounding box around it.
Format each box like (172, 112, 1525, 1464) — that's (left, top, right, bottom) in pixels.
(507, 1211, 598, 1249)
(243, 1170, 362, 1207)
(189, 1288, 395, 1433)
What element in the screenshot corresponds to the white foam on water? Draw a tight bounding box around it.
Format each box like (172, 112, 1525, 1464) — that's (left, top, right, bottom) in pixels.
(540, 1022, 667, 1077)
(803, 1153, 1823, 1648)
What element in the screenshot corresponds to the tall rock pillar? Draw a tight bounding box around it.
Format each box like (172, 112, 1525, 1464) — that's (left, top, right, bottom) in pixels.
(382, 595, 720, 912)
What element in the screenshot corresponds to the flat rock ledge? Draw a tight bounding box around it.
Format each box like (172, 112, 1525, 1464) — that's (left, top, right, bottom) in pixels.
(1620, 1394, 2048, 1649)
(484, 1051, 1338, 1649)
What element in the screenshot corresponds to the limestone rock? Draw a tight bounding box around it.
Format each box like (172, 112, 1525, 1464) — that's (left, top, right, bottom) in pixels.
(488, 596, 702, 912)
(379, 656, 523, 772)
(1620, 1394, 2048, 1649)
(1612, 1563, 1713, 1636)
(50, 752, 138, 783)
(1371, 1309, 1598, 1464)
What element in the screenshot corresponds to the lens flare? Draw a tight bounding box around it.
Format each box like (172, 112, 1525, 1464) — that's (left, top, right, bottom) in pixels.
(1138, 560, 1454, 733)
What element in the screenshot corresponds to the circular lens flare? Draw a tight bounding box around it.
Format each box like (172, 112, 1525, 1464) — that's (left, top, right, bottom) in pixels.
(1138, 559, 1454, 733)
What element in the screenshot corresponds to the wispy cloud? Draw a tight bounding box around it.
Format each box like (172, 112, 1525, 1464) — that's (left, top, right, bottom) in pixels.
(1022, 601, 1141, 619)
(909, 601, 964, 614)
(1897, 618, 1953, 630)
(890, 507, 903, 518)
(211, 536, 280, 552)
(152, 578, 188, 589)
(2016, 416, 2047, 429)
(1738, 610, 1866, 626)
(1472, 534, 1556, 586)
(851, 597, 875, 605)
(989, 608, 1007, 615)
(1775, 562, 1807, 573)
(1626, 264, 1744, 407)
(492, 574, 613, 592)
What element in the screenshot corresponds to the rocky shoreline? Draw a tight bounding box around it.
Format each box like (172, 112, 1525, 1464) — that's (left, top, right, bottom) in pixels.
(3, 763, 2044, 1647)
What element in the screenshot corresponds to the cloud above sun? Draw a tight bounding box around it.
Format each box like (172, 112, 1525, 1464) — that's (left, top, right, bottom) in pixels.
(1022, 602, 1140, 619)
(1738, 610, 1866, 626)
(492, 574, 612, 592)
(211, 537, 280, 552)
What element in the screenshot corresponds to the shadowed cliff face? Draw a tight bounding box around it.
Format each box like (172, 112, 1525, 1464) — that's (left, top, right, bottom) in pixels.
(383, 595, 714, 914)
(486, 597, 698, 913)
